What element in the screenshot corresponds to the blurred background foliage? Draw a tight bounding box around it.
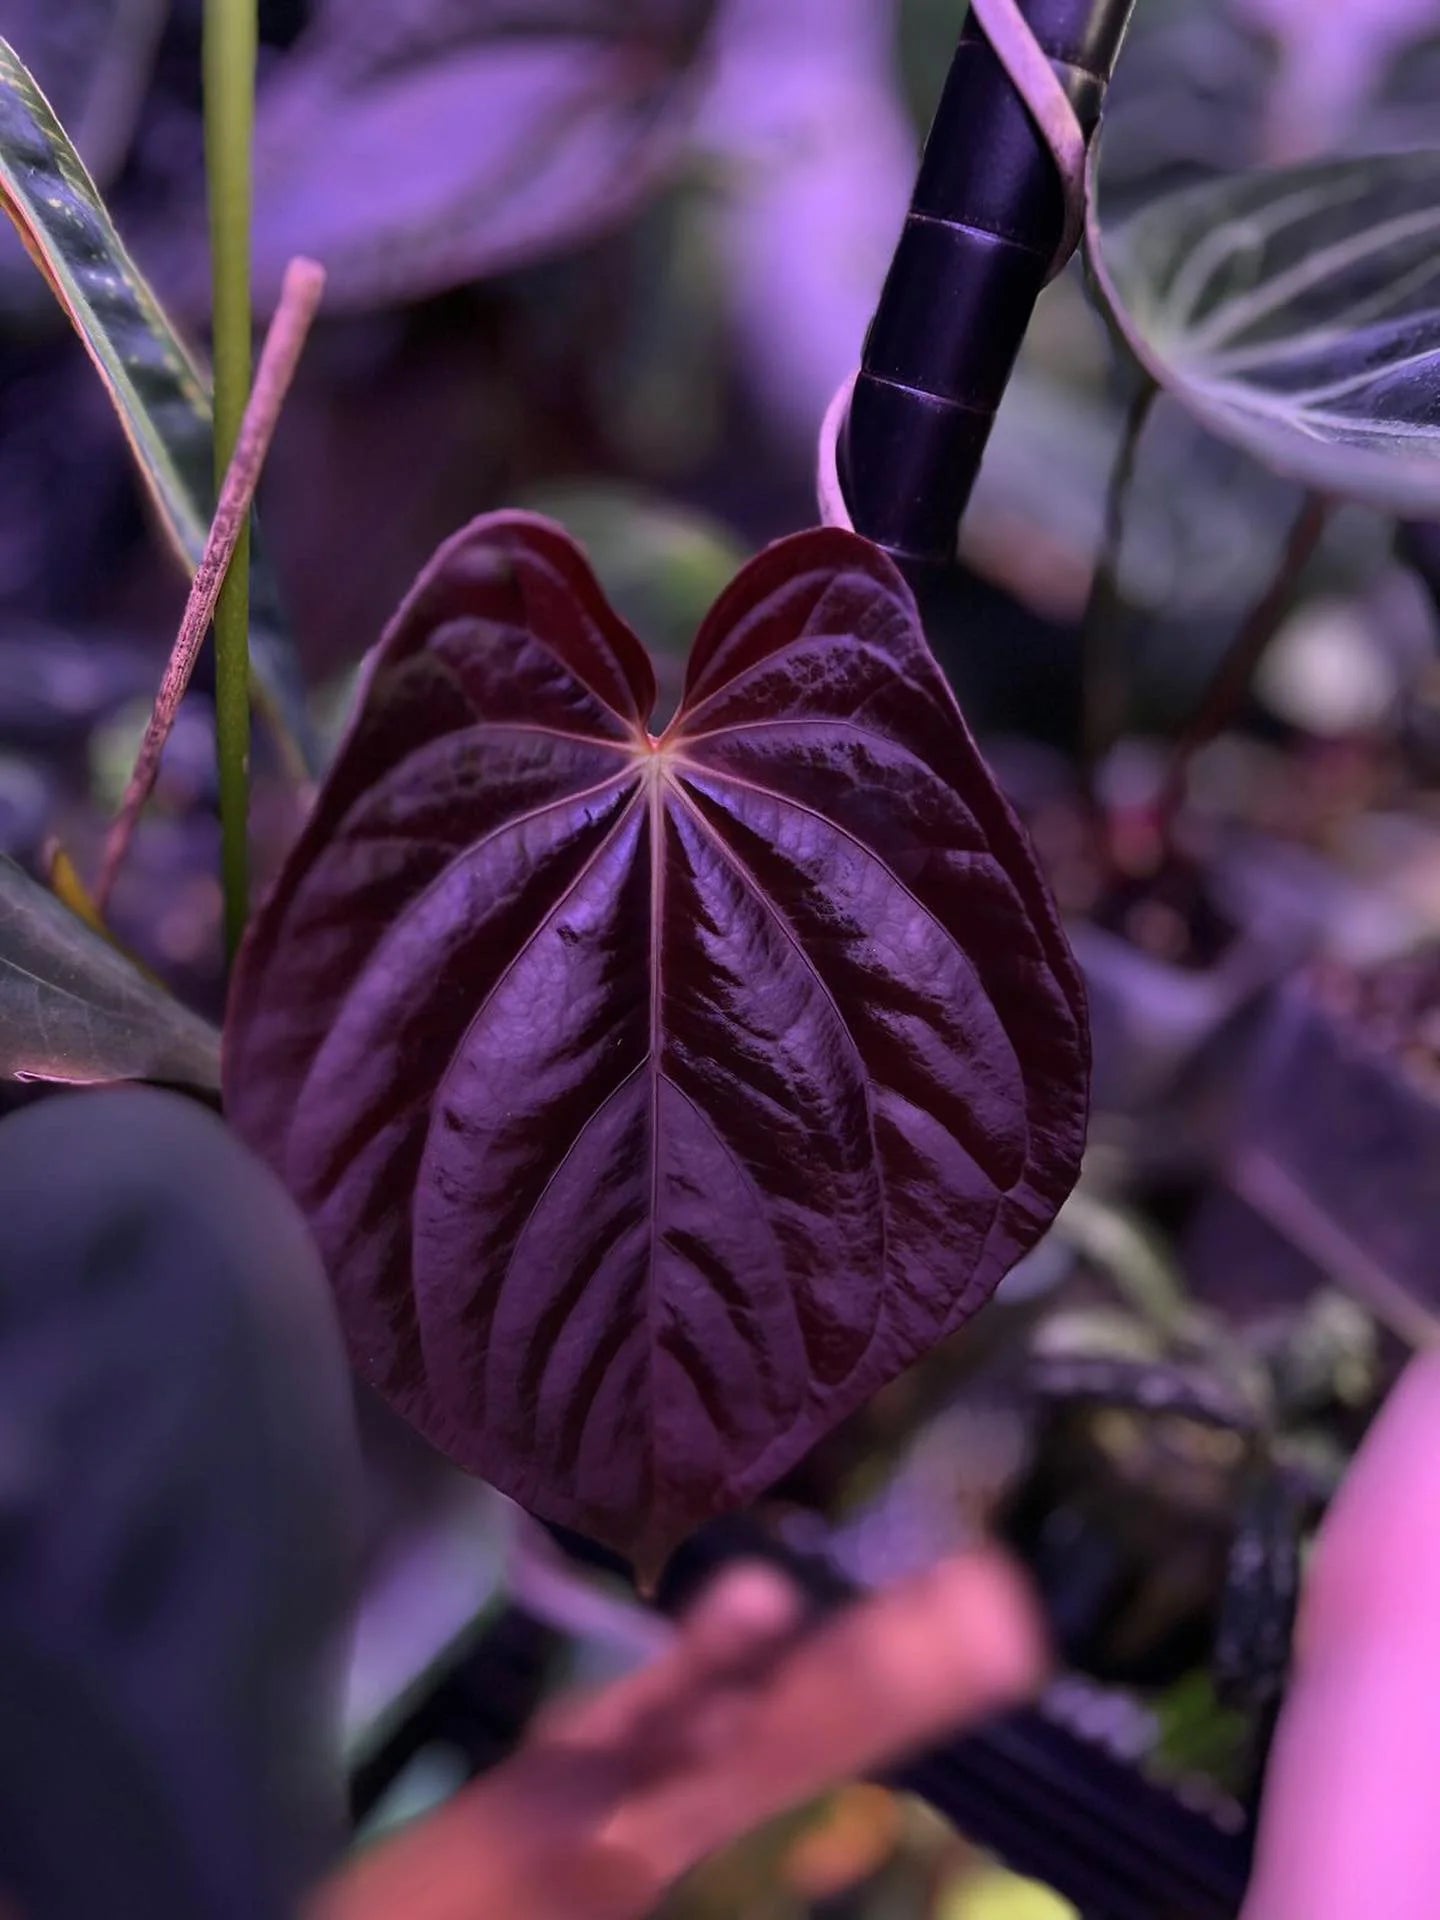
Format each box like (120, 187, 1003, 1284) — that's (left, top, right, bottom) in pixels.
(2, 0, 1439, 1913)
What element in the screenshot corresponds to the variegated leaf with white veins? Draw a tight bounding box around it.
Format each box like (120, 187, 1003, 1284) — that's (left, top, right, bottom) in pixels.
(1088, 148, 1440, 513)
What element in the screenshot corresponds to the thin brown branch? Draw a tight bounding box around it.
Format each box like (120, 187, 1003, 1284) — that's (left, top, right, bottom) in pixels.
(1157, 490, 1330, 831)
(1081, 376, 1156, 780)
(94, 256, 325, 916)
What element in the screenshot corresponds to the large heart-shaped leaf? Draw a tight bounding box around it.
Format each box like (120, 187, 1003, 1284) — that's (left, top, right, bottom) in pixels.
(0, 37, 317, 775)
(0, 856, 221, 1089)
(224, 515, 1089, 1571)
(1087, 148, 1440, 514)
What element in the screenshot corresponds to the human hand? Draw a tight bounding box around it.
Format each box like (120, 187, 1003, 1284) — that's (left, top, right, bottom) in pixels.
(317, 1350, 1440, 1920)
(310, 1548, 1046, 1920)
(1243, 1350, 1440, 1920)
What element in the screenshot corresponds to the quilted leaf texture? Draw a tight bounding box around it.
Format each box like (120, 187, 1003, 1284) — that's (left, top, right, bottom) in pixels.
(225, 515, 1088, 1572)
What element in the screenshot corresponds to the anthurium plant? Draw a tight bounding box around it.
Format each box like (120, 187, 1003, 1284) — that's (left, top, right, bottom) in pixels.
(3, 0, 1440, 1913)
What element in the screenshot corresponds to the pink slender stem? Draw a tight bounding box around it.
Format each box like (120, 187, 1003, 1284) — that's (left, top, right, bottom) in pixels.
(95, 256, 325, 915)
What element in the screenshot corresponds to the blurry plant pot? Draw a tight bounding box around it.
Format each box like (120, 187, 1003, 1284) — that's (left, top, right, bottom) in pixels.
(1190, 963, 1440, 1346)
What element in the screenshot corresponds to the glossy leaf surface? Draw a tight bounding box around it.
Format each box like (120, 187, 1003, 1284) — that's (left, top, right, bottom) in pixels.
(0, 856, 221, 1089)
(225, 515, 1088, 1568)
(1088, 148, 1440, 513)
(0, 36, 316, 774)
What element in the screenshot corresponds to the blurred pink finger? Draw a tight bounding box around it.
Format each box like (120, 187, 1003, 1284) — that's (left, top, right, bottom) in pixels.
(1243, 1349, 1440, 1920)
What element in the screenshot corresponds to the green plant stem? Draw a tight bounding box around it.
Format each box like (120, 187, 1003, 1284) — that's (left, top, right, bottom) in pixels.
(1080, 375, 1156, 779)
(1158, 490, 1329, 829)
(204, 0, 256, 958)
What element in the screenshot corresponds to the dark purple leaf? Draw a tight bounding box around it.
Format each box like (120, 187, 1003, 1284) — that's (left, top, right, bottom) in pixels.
(0, 1087, 360, 1919)
(224, 515, 1089, 1570)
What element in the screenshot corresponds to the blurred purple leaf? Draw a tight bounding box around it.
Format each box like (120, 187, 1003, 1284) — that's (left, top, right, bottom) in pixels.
(224, 513, 1088, 1570)
(1, 0, 165, 184)
(0, 1088, 360, 1920)
(693, 0, 915, 447)
(131, 0, 914, 460)
(1235, 0, 1440, 160)
(159, 0, 720, 313)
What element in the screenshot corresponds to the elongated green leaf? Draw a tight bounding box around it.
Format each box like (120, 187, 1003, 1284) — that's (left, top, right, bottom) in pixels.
(0, 857, 221, 1089)
(1088, 148, 1440, 514)
(0, 36, 317, 776)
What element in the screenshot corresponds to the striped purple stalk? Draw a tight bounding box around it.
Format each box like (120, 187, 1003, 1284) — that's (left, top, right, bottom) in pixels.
(841, 0, 1136, 575)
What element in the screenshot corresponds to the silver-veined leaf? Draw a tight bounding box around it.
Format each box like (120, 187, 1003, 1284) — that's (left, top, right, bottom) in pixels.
(0, 37, 317, 776)
(1087, 148, 1440, 514)
(0, 856, 221, 1090)
(961, 363, 1328, 624)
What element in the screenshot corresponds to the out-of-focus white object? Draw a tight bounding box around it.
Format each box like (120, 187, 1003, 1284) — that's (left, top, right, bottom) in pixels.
(1257, 596, 1401, 737)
